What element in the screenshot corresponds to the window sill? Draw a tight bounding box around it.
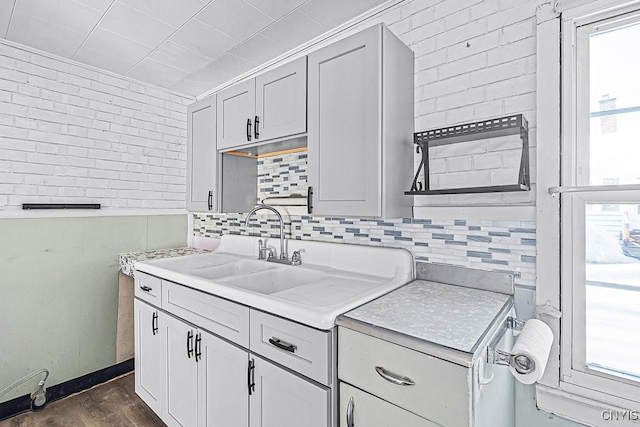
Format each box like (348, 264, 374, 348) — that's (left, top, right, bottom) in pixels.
(537, 383, 640, 426)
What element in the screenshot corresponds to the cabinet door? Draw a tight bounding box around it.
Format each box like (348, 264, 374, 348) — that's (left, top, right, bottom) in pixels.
(307, 25, 381, 217)
(255, 57, 307, 142)
(217, 79, 256, 150)
(197, 330, 249, 427)
(339, 383, 437, 427)
(134, 299, 163, 416)
(249, 356, 329, 427)
(187, 96, 217, 212)
(162, 313, 199, 427)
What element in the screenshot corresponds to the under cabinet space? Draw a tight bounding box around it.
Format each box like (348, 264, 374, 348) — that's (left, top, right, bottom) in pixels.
(221, 153, 258, 213)
(220, 137, 309, 214)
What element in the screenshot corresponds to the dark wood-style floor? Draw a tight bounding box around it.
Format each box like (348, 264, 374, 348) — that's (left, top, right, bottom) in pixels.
(0, 374, 165, 427)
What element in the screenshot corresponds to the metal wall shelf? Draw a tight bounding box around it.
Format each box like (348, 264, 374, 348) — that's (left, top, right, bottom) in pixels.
(405, 114, 531, 196)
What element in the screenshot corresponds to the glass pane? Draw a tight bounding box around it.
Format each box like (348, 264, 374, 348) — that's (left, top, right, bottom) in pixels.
(588, 22, 640, 185)
(585, 204, 640, 379)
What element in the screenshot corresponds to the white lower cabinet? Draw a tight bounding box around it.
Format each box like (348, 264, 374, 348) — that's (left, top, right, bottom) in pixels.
(199, 329, 249, 427)
(135, 278, 334, 427)
(162, 312, 249, 427)
(339, 383, 436, 427)
(134, 299, 163, 415)
(338, 327, 470, 426)
(162, 313, 199, 427)
(250, 355, 329, 427)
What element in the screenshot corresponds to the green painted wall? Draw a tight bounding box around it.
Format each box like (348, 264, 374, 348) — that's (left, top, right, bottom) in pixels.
(0, 214, 187, 403)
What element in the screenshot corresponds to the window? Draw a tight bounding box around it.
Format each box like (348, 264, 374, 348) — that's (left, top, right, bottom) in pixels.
(558, 2, 640, 417)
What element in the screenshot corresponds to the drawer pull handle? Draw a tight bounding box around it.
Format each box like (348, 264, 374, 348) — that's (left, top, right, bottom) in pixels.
(268, 337, 297, 353)
(346, 397, 355, 427)
(374, 366, 415, 386)
(140, 285, 152, 292)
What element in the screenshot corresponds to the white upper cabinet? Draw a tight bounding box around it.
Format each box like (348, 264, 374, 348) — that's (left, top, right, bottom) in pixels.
(307, 24, 414, 218)
(255, 57, 307, 141)
(187, 95, 217, 212)
(217, 57, 307, 151)
(217, 79, 256, 150)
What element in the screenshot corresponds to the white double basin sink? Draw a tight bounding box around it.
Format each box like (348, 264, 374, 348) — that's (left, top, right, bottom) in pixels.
(190, 258, 325, 294)
(136, 235, 414, 329)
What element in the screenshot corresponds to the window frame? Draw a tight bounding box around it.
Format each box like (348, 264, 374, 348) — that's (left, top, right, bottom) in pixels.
(536, 0, 640, 424)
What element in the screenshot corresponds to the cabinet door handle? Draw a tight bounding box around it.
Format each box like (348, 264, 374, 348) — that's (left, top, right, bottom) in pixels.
(346, 397, 355, 427)
(307, 186, 313, 214)
(152, 312, 158, 336)
(374, 366, 415, 386)
(207, 190, 213, 211)
(246, 118, 252, 142)
(187, 330, 194, 359)
(140, 285, 152, 292)
(247, 359, 255, 396)
(268, 337, 297, 353)
(195, 333, 202, 362)
(254, 115, 259, 139)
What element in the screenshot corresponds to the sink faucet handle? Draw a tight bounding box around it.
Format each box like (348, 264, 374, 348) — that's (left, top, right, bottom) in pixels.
(266, 247, 275, 260)
(291, 251, 302, 266)
(257, 239, 265, 260)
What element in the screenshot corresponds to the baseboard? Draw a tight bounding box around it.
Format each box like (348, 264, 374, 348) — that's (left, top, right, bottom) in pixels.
(0, 358, 134, 422)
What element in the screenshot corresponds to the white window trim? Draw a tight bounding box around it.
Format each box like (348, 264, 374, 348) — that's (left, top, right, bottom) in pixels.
(536, 1, 640, 425)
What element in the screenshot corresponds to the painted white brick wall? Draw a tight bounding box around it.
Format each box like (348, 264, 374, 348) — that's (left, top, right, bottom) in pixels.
(0, 42, 191, 210)
(363, 0, 542, 207)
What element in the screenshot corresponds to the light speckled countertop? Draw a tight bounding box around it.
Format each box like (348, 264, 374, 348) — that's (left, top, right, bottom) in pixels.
(339, 280, 512, 364)
(119, 247, 209, 277)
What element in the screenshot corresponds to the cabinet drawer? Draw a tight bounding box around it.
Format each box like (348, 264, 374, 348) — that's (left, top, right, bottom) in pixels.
(250, 309, 332, 386)
(162, 280, 250, 348)
(338, 327, 471, 427)
(135, 272, 162, 307)
(339, 382, 437, 427)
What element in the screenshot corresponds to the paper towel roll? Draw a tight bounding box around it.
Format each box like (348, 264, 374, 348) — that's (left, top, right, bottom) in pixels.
(510, 319, 554, 384)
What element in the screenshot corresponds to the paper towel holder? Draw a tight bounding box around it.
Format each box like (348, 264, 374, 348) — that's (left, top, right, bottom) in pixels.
(487, 316, 535, 375)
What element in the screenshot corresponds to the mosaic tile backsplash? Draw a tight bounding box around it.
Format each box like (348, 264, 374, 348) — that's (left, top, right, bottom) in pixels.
(257, 152, 308, 202)
(196, 148, 536, 289)
(193, 213, 536, 288)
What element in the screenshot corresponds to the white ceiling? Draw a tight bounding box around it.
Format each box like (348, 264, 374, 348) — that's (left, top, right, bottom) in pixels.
(0, 0, 387, 97)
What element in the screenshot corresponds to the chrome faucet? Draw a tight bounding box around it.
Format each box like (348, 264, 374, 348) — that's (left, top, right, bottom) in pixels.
(245, 205, 288, 262)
